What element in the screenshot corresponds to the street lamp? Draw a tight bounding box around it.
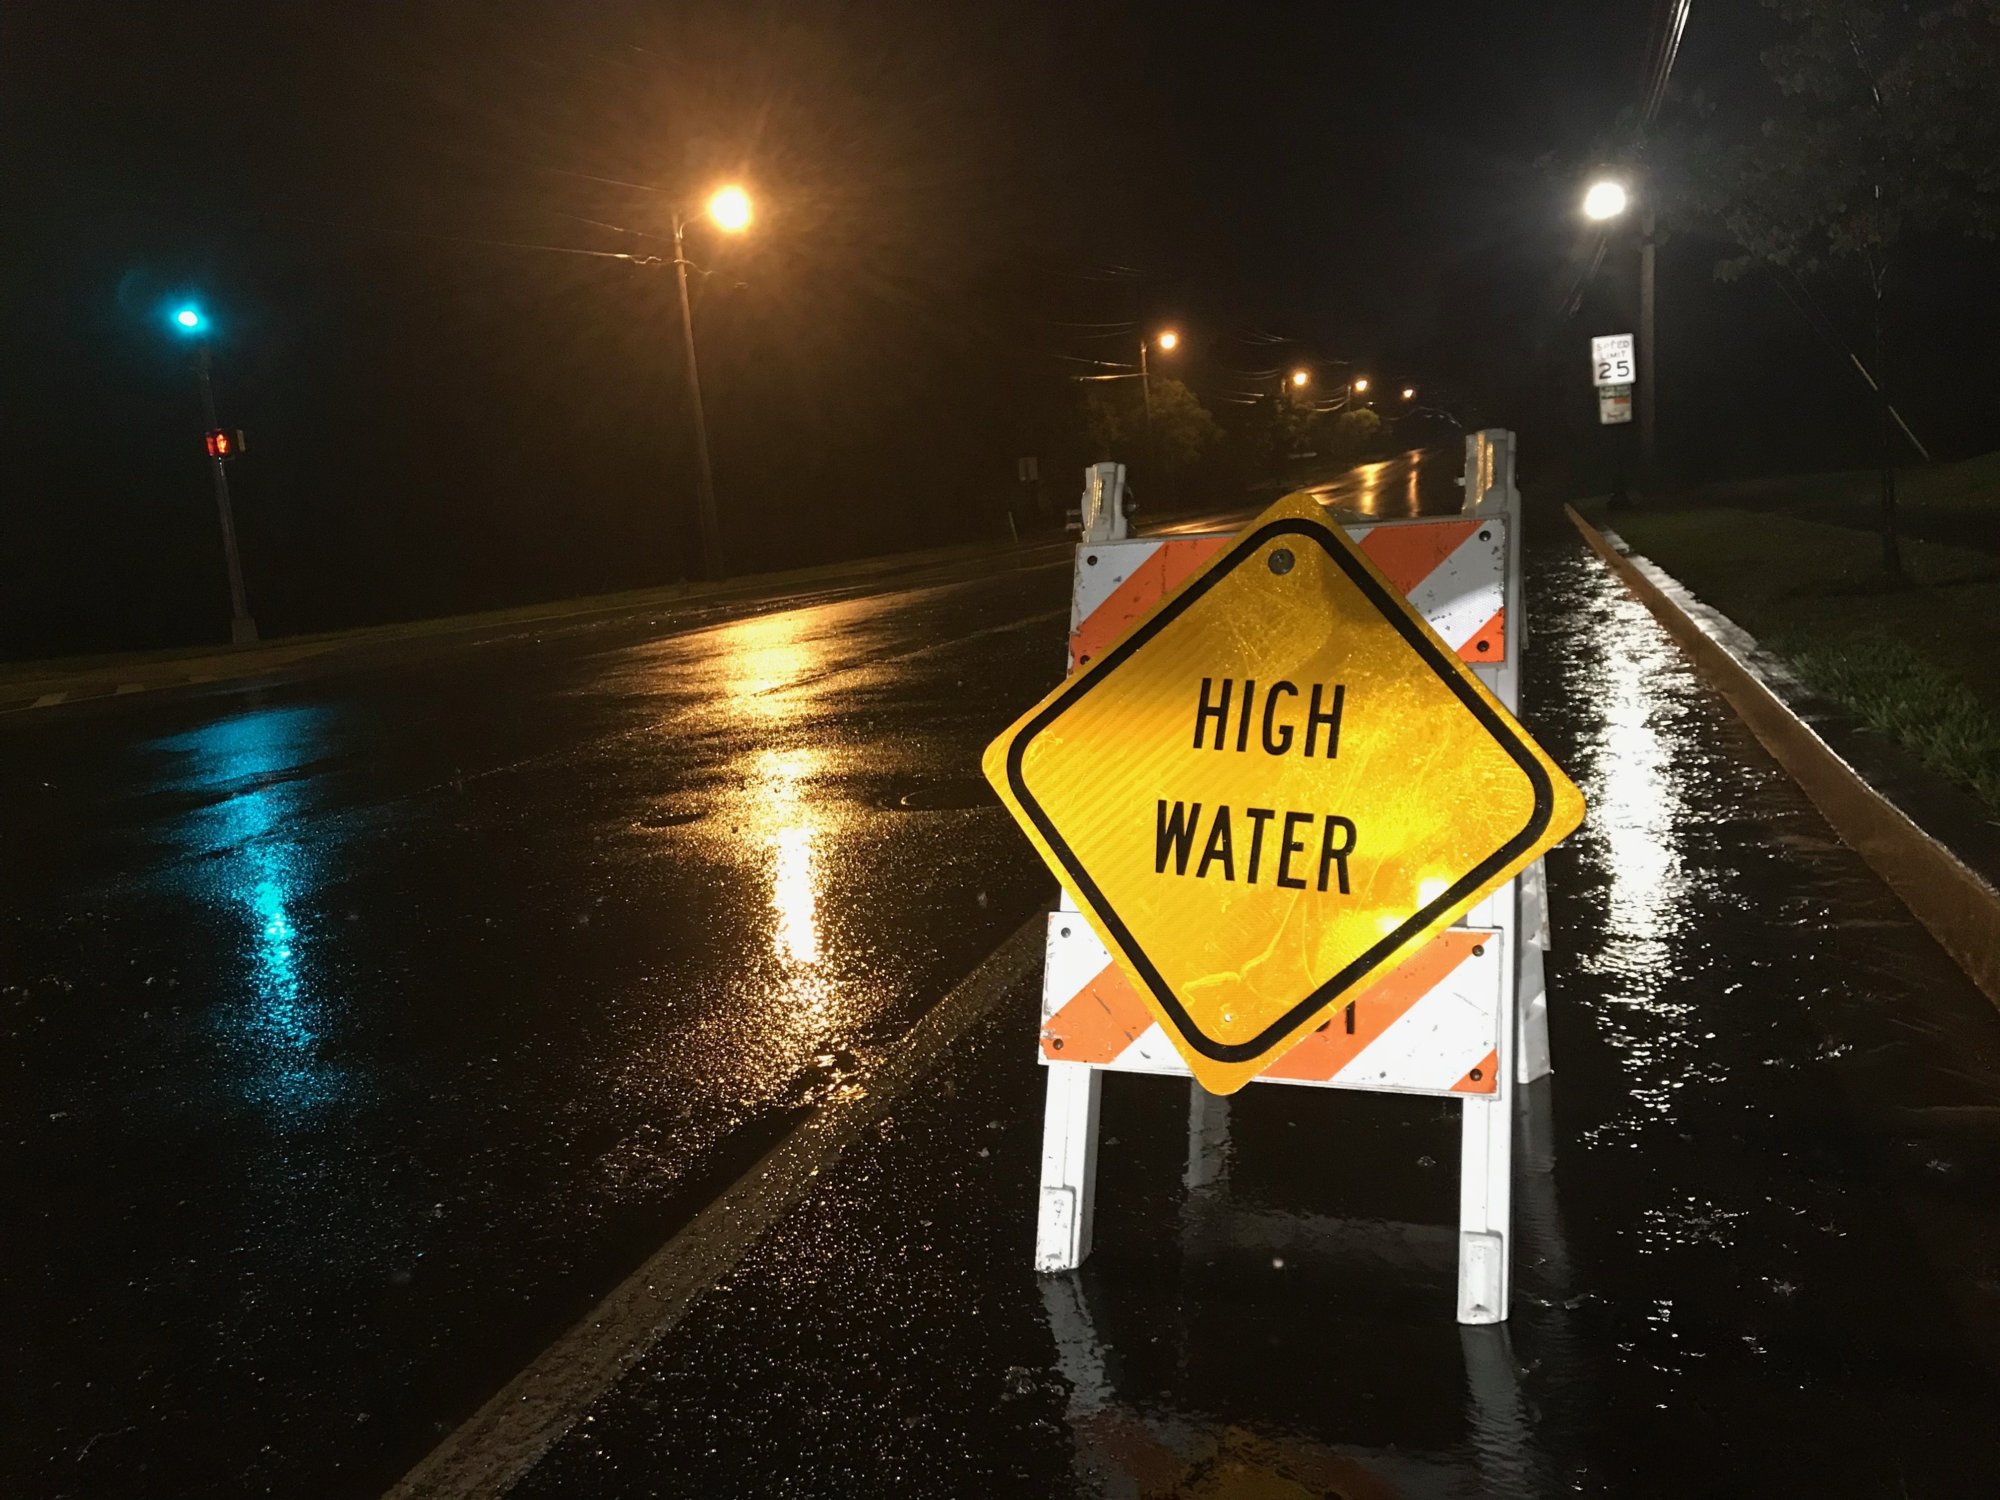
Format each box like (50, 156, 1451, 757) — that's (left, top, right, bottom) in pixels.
(1582, 179, 1628, 221)
(1290, 369, 1311, 388)
(1580, 175, 1655, 474)
(1138, 328, 1182, 485)
(1139, 327, 1181, 418)
(671, 185, 753, 580)
(1351, 375, 1369, 396)
(169, 302, 257, 645)
(1401, 386, 1416, 401)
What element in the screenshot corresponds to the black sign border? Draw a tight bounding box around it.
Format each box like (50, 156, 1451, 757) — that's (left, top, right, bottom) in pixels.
(1006, 515, 1553, 1063)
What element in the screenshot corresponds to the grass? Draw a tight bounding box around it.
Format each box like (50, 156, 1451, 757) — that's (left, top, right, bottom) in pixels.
(1581, 501, 2000, 817)
(1786, 636, 2000, 813)
(1669, 451, 2000, 556)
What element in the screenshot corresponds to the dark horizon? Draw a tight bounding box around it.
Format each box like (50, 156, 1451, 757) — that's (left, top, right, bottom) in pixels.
(6, 0, 1998, 657)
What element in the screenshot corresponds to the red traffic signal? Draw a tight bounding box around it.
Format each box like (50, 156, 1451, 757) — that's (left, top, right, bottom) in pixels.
(204, 428, 246, 459)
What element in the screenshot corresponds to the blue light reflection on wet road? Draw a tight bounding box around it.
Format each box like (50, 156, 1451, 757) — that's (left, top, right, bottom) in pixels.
(147, 705, 349, 1119)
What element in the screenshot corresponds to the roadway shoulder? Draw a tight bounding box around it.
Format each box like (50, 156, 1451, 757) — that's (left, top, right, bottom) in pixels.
(1567, 501, 2000, 1009)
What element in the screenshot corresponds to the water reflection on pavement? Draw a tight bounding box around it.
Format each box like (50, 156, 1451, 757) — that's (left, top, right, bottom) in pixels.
(153, 705, 352, 1120)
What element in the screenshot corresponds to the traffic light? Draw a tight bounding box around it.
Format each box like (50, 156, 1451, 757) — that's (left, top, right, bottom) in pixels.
(204, 428, 246, 459)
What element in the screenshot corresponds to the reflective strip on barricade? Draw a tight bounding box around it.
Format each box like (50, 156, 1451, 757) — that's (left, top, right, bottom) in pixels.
(1068, 516, 1507, 674)
(1039, 915, 1504, 1098)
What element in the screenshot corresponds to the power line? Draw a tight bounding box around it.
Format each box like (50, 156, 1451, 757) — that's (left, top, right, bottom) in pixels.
(1642, 0, 1693, 126)
(1560, 1, 1692, 322)
(265, 211, 663, 263)
(1052, 353, 1138, 370)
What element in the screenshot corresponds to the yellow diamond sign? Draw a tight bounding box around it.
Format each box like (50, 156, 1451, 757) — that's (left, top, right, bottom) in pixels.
(983, 491, 1585, 1094)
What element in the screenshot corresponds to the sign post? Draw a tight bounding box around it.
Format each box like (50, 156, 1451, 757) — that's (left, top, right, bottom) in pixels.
(1592, 333, 1636, 428)
(985, 431, 1584, 1322)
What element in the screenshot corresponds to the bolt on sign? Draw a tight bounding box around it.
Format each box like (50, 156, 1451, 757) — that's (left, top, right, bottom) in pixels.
(983, 490, 1585, 1094)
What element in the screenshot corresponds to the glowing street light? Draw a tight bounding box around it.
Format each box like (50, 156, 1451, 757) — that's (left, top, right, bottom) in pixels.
(706, 184, 753, 233)
(1290, 369, 1311, 388)
(1581, 173, 1656, 472)
(1582, 179, 1628, 222)
(1401, 386, 1416, 400)
(1155, 329, 1179, 352)
(672, 185, 756, 579)
(172, 305, 205, 333)
(1351, 376, 1369, 395)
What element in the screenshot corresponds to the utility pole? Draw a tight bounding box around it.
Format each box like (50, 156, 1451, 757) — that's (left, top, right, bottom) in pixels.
(671, 212, 725, 581)
(1138, 334, 1159, 492)
(1138, 337, 1155, 430)
(194, 344, 258, 645)
(1638, 206, 1657, 482)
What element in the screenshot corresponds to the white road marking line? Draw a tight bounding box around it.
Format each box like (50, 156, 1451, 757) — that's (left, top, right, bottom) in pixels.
(383, 912, 1047, 1500)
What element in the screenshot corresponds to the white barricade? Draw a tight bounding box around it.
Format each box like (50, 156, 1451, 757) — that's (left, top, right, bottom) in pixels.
(1033, 431, 1552, 1324)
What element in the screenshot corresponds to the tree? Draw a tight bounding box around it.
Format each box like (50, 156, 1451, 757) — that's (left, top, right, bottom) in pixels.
(1078, 383, 1133, 459)
(1682, 0, 2000, 576)
(1323, 407, 1384, 464)
(1075, 376, 1221, 478)
(1146, 377, 1224, 475)
(1269, 386, 1320, 463)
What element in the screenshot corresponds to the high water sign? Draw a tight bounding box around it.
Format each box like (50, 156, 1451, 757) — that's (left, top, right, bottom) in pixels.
(983, 490, 1585, 1094)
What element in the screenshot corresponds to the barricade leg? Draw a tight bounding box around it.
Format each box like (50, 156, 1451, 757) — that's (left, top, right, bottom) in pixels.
(1036, 1061, 1103, 1272)
(1516, 943, 1551, 1085)
(1516, 859, 1553, 1084)
(1457, 933, 1514, 1324)
(1183, 1083, 1230, 1194)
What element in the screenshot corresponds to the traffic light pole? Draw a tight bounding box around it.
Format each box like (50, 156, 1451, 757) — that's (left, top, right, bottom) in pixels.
(195, 344, 258, 645)
(672, 215, 726, 581)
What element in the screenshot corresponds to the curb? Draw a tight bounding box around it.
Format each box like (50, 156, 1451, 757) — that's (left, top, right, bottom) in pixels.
(1565, 502, 2000, 1010)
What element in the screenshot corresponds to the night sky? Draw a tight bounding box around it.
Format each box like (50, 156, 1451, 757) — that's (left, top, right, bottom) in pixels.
(6, 2, 1997, 655)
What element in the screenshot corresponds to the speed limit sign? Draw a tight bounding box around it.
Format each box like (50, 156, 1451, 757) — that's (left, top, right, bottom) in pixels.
(1591, 334, 1636, 388)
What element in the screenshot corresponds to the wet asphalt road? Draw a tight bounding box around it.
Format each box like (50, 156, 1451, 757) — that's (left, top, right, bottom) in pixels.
(6, 550, 1072, 1497)
(524, 526, 2000, 1497)
(14, 468, 2000, 1498)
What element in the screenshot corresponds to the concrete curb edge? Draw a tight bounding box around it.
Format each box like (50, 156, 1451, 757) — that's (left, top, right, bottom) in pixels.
(1564, 502, 2000, 1010)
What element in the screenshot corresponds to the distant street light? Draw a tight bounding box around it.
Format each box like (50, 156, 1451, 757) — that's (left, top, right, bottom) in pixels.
(1155, 330, 1179, 352)
(671, 185, 754, 580)
(1580, 175, 1655, 474)
(1351, 376, 1369, 395)
(1290, 369, 1311, 388)
(168, 302, 257, 645)
(1401, 386, 1416, 401)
